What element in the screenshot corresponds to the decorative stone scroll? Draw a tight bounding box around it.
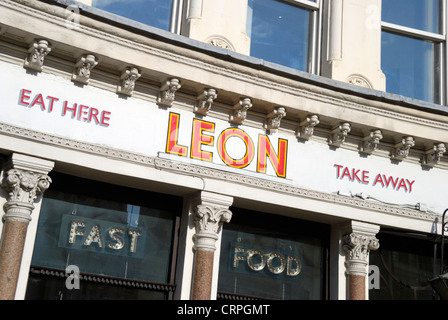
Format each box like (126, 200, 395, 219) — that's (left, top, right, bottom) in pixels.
(329, 122, 351, 147)
(194, 88, 218, 115)
(72, 54, 98, 85)
(297, 114, 319, 140)
(359, 129, 383, 154)
(423, 143, 446, 167)
(229, 97, 252, 124)
(24, 40, 51, 72)
(392, 136, 415, 161)
(117, 67, 141, 96)
(264, 106, 286, 132)
(158, 78, 181, 107)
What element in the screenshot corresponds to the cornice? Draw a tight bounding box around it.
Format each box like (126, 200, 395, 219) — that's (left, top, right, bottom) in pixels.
(0, 121, 438, 224)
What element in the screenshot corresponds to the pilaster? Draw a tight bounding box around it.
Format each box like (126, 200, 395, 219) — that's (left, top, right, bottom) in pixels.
(341, 220, 380, 300)
(0, 153, 54, 300)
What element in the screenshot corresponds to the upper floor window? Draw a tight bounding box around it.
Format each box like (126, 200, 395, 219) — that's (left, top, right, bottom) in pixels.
(91, 0, 180, 32)
(381, 0, 444, 104)
(247, 0, 321, 74)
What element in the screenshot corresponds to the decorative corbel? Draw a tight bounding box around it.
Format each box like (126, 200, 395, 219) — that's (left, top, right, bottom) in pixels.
(264, 106, 286, 133)
(423, 143, 446, 167)
(72, 54, 98, 84)
(343, 232, 379, 276)
(158, 78, 181, 107)
(359, 129, 383, 154)
(393, 136, 415, 161)
(117, 67, 141, 96)
(194, 88, 217, 115)
(24, 40, 51, 72)
(297, 114, 319, 140)
(229, 97, 252, 124)
(329, 122, 351, 147)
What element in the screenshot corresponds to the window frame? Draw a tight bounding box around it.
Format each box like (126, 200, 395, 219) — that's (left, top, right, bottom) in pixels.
(381, 0, 447, 105)
(248, 0, 323, 74)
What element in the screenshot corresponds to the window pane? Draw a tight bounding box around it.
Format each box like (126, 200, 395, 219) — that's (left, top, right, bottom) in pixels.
(218, 209, 328, 300)
(248, 0, 313, 71)
(381, 31, 440, 103)
(92, 0, 173, 31)
(382, 0, 442, 33)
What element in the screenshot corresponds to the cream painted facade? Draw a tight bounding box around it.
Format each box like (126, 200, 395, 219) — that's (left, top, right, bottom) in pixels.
(0, 0, 447, 301)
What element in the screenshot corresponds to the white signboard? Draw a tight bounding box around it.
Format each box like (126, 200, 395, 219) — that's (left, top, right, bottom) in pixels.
(2, 62, 447, 214)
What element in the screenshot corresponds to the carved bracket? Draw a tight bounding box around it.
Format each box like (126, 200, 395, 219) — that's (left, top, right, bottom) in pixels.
(194, 88, 218, 115)
(24, 40, 51, 72)
(297, 114, 319, 140)
(264, 106, 286, 132)
(359, 129, 383, 154)
(423, 143, 446, 167)
(72, 54, 98, 85)
(117, 67, 141, 96)
(329, 122, 351, 147)
(229, 97, 252, 124)
(392, 136, 415, 161)
(158, 78, 181, 107)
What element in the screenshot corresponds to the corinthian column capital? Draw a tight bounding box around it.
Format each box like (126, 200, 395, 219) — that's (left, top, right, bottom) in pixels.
(342, 221, 380, 276)
(192, 191, 233, 252)
(1, 154, 54, 222)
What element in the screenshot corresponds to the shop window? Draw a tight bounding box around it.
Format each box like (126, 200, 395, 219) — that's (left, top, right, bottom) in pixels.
(247, 0, 321, 73)
(369, 230, 437, 300)
(25, 173, 181, 300)
(381, 0, 444, 104)
(218, 208, 329, 300)
(90, 0, 177, 32)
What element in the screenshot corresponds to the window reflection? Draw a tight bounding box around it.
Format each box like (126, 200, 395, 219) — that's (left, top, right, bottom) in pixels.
(382, 0, 442, 34)
(248, 0, 313, 71)
(381, 31, 440, 104)
(92, 0, 173, 31)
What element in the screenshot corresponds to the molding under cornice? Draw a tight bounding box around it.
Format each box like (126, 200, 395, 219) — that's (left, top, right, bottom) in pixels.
(0, 121, 438, 224)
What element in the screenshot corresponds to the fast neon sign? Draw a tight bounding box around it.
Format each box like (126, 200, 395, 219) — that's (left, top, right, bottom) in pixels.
(165, 112, 288, 178)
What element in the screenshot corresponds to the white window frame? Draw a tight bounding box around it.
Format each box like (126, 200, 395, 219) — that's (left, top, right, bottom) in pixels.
(381, 0, 447, 105)
(280, 0, 323, 74)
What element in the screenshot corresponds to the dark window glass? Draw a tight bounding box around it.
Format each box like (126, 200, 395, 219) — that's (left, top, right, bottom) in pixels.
(218, 208, 329, 300)
(369, 231, 436, 300)
(92, 0, 173, 31)
(248, 0, 313, 71)
(26, 173, 181, 300)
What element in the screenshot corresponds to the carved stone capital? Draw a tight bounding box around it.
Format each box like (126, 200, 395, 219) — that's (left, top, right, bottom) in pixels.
(24, 40, 51, 72)
(393, 136, 415, 161)
(194, 88, 217, 115)
(264, 106, 286, 132)
(329, 122, 351, 147)
(297, 114, 319, 140)
(229, 97, 252, 124)
(117, 67, 141, 96)
(193, 204, 232, 251)
(72, 54, 98, 84)
(158, 78, 181, 107)
(423, 143, 446, 167)
(343, 232, 379, 276)
(2, 169, 52, 222)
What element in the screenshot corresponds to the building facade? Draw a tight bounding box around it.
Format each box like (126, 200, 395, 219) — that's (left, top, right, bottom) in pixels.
(0, 0, 447, 300)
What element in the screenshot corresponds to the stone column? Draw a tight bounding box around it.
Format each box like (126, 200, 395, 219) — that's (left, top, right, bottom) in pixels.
(342, 221, 379, 300)
(191, 191, 232, 300)
(0, 154, 54, 300)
